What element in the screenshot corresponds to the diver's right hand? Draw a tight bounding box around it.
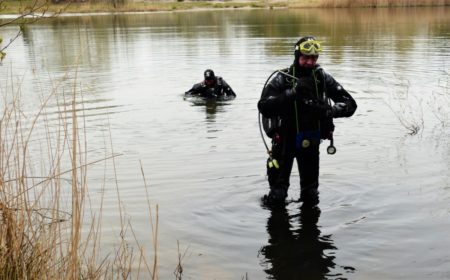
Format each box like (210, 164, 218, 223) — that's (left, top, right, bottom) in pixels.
(285, 81, 304, 100)
(330, 102, 348, 117)
(284, 88, 297, 100)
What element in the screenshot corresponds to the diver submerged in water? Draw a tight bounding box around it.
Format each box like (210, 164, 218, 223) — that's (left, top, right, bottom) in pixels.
(185, 69, 236, 99)
(258, 36, 357, 207)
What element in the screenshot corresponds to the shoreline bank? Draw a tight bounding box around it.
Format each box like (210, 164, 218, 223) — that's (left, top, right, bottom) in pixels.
(1, 0, 449, 15)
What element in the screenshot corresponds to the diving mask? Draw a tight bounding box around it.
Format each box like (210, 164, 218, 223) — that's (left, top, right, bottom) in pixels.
(296, 40, 323, 55)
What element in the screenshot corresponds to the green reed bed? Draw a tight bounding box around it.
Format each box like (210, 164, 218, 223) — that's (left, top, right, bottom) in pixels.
(0, 72, 159, 279)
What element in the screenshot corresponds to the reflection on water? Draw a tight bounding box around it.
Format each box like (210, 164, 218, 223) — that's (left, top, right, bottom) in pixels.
(184, 96, 235, 123)
(4, 7, 449, 70)
(260, 204, 355, 280)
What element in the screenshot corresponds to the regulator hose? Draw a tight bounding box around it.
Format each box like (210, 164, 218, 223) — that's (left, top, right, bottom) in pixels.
(258, 70, 288, 154)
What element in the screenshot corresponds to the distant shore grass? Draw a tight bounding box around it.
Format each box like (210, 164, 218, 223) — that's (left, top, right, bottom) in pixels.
(314, 0, 449, 8)
(0, 0, 448, 14)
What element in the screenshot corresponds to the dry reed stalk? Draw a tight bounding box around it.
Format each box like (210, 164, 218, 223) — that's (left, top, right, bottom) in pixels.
(381, 76, 425, 135)
(1, 70, 160, 279)
(173, 240, 190, 280)
(140, 159, 159, 279)
(69, 71, 80, 280)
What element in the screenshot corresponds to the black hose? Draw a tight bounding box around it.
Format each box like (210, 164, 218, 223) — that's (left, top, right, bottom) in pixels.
(258, 70, 300, 154)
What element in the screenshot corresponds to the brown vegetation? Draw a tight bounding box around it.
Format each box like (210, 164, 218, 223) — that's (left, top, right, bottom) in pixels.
(0, 0, 449, 15)
(0, 72, 159, 279)
(315, 0, 450, 8)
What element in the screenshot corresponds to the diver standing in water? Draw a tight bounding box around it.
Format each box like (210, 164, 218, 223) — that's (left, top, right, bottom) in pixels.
(185, 69, 236, 98)
(258, 36, 357, 207)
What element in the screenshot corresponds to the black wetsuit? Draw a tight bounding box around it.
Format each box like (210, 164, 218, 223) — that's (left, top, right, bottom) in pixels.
(258, 64, 357, 205)
(185, 76, 236, 98)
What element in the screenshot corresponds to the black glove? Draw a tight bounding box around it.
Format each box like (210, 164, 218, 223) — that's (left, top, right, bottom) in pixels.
(284, 88, 296, 100)
(299, 99, 331, 118)
(286, 77, 315, 100)
(319, 101, 333, 118)
(204, 87, 217, 98)
(331, 102, 348, 117)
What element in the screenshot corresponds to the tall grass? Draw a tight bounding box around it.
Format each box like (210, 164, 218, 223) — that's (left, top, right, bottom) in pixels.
(0, 72, 159, 279)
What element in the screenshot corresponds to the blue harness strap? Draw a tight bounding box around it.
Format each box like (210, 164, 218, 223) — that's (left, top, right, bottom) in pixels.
(296, 130, 321, 150)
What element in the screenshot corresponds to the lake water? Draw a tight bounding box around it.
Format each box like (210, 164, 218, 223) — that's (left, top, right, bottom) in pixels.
(1, 7, 450, 279)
